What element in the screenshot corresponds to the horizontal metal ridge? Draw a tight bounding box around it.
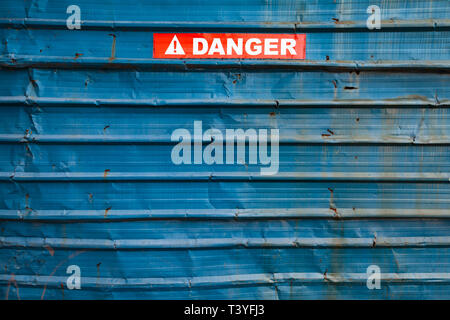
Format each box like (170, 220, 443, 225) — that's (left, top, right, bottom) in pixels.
(1, 18, 449, 31)
(1, 208, 449, 221)
(2, 172, 450, 182)
(2, 236, 450, 249)
(2, 273, 450, 290)
(0, 97, 446, 107)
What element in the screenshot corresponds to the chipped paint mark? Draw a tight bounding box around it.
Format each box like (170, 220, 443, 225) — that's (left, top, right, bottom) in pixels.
(103, 169, 110, 178)
(24, 129, 32, 139)
(44, 245, 55, 256)
(322, 129, 334, 137)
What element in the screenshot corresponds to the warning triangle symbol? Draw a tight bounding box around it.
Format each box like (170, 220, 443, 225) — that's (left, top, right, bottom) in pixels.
(165, 35, 185, 55)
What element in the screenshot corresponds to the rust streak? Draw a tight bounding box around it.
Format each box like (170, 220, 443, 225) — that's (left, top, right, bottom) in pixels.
(5, 274, 20, 300)
(104, 206, 112, 218)
(331, 80, 337, 88)
(108, 34, 116, 62)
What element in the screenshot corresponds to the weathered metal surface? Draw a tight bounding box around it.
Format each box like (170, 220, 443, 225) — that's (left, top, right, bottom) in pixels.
(0, 0, 449, 299)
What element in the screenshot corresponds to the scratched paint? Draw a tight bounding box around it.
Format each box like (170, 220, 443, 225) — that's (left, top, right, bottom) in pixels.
(0, 0, 449, 299)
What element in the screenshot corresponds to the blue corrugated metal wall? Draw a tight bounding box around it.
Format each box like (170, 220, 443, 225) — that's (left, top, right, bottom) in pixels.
(0, 0, 449, 299)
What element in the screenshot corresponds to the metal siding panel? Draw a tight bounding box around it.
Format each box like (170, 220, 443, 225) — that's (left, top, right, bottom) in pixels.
(0, 0, 449, 299)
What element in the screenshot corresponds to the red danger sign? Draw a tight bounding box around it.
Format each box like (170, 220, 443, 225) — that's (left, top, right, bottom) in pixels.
(153, 33, 306, 59)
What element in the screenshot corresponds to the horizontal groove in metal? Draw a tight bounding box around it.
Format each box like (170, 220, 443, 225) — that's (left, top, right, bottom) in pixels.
(4, 57, 450, 72)
(2, 107, 449, 143)
(1, 246, 448, 276)
(1, 247, 448, 291)
(3, 218, 448, 238)
(2, 144, 449, 181)
(0, 70, 447, 106)
(2, 182, 449, 216)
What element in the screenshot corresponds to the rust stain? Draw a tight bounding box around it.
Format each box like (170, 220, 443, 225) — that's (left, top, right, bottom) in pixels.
(333, 20, 355, 25)
(74, 53, 83, 59)
(108, 34, 116, 62)
(104, 206, 112, 217)
(269, 112, 276, 117)
(322, 129, 334, 138)
(328, 187, 339, 218)
(103, 169, 110, 178)
(25, 193, 32, 214)
(385, 94, 431, 103)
